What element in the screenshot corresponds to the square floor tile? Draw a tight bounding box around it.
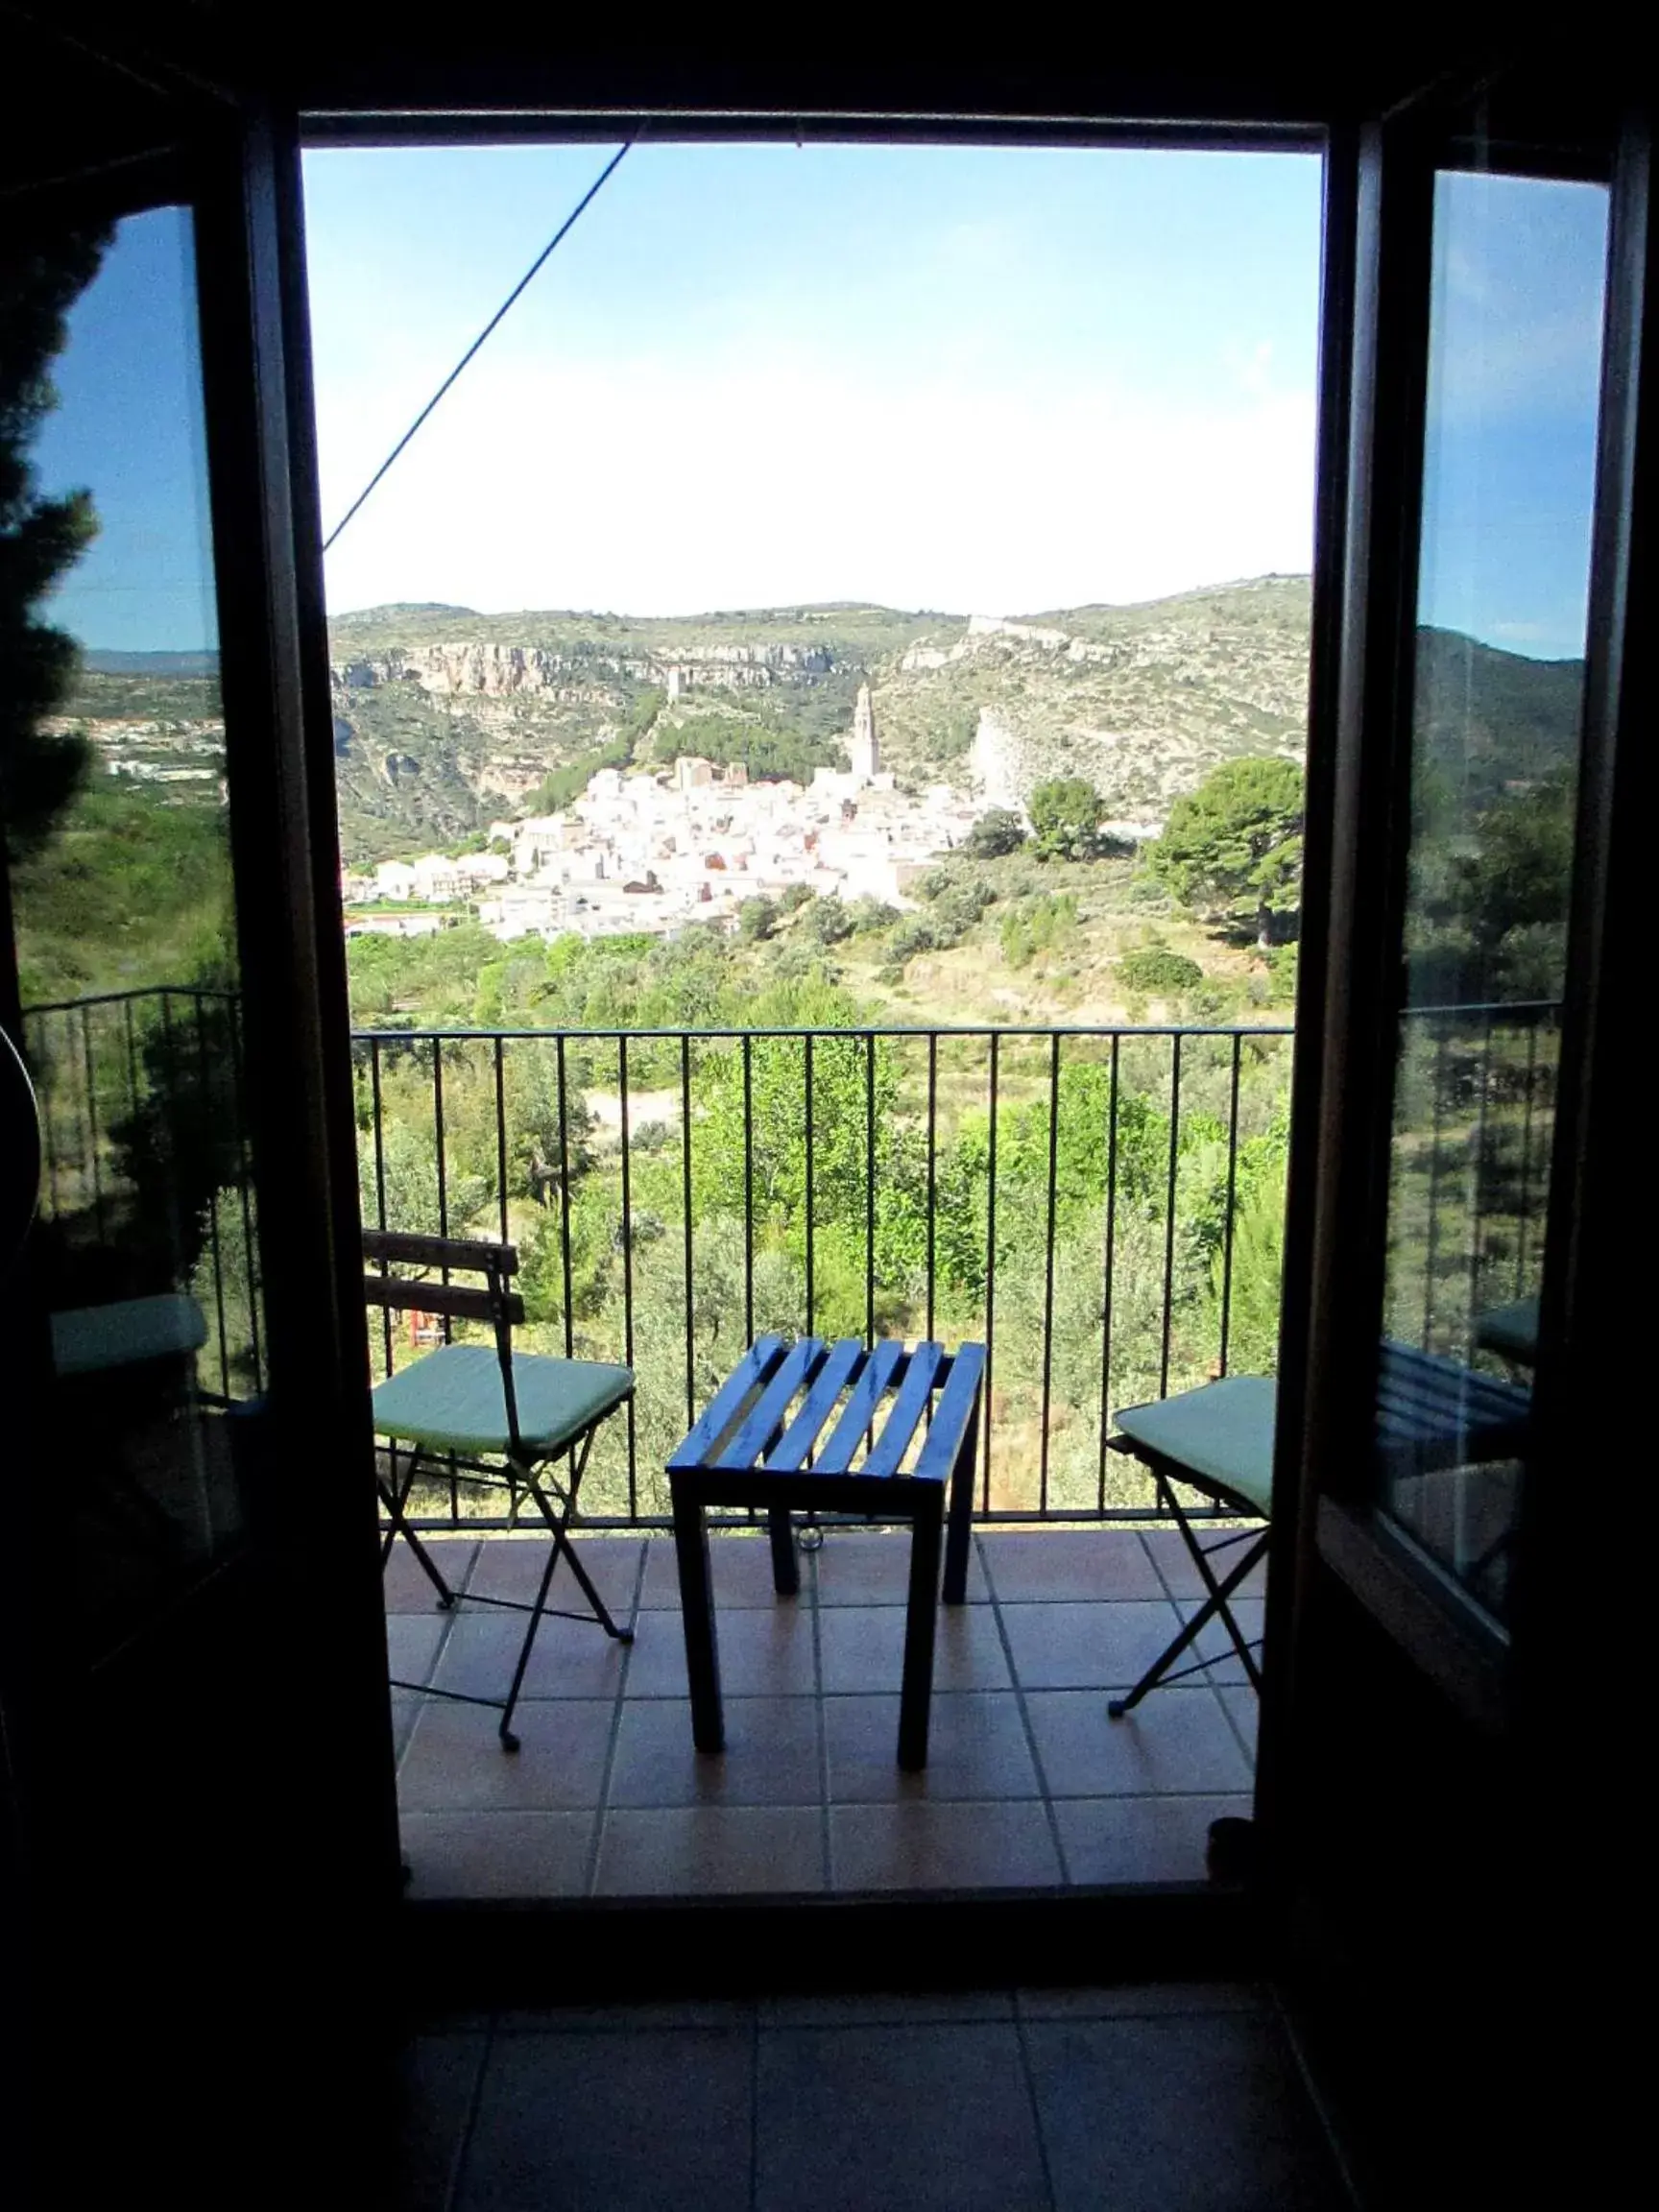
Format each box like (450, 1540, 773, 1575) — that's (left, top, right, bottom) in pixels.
(458, 2027, 754, 2209)
(818, 1603, 1011, 1694)
(399, 1810, 596, 1900)
(397, 1695, 614, 1812)
(981, 1529, 1165, 1602)
(466, 1533, 642, 1615)
(1053, 1793, 1252, 1886)
(383, 1537, 477, 1615)
(999, 1599, 1182, 1691)
(608, 1696, 822, 1806)
(1023, 2010, 1346, 2210)
(830, 1799, 1061, 1890)
(825, 1693, 1038, 1802)
(624, 1600, 818, 1697)
(1026, 1689, 1254, 1798)
(640, 1531, 809, 1607)
(387, 1611, 451, 1687)
(1142, 1523, 1269, 1602)
(427, 1610, 630, 1703)
(814, 1528, 988, 1604)
(593, 1804, 826, 1895)
(756, 2023, 1048, 2211)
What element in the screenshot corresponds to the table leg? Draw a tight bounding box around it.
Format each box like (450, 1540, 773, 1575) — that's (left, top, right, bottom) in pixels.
(941, 1378, 981, 1605)
(671, 1482, 724, 1754)
(767, 1504, 800, 1597)
(898, 1492, 944, 1770)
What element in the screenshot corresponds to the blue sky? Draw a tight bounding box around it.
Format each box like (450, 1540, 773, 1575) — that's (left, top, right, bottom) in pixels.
(32, 142, 1611, 657)
(300, 141, 1324, 619)
(1417, 169, 1609, 661)
(34, 204, 218, 654)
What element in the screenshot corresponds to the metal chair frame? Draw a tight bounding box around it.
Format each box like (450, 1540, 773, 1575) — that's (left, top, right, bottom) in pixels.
(366, 1228, 633, 1749)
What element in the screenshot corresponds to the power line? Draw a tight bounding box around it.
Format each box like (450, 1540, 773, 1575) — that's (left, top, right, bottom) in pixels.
(322, 138, 635, 553)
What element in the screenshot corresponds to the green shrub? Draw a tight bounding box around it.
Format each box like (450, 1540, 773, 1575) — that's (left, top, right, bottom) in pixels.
(1118, 948, 1204, 995)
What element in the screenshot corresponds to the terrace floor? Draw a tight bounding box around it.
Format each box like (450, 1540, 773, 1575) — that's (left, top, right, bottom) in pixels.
(388, 1525, 1262, 1900)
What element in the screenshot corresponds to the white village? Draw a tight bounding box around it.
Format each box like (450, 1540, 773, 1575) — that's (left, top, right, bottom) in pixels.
(340, 684, 990, 944)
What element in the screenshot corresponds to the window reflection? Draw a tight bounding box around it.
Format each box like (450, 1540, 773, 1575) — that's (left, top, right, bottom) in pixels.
(1376, 157, 1608, 1620)
(6, 205, 261, 1655)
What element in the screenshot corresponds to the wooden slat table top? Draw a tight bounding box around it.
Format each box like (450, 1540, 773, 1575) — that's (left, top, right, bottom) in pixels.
(1377, 1338, 1530, 1464)
(668, 1335, 983, 1485)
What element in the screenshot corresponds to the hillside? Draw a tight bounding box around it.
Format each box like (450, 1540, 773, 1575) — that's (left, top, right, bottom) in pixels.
(324, 576, 1314, 861)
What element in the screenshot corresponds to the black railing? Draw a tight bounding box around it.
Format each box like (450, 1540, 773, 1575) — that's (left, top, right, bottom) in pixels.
(1388, 998, 1561, 1362)
(21, 984, 263, 1401)
(352, 1021, 1297, 1528)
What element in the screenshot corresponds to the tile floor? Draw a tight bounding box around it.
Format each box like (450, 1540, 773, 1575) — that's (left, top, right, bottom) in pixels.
(388, 1526, 1262, 1900)
(391, 1984, 1352, 2211)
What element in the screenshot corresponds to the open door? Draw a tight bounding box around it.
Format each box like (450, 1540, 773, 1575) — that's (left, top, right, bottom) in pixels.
(0, 22, 397, 2176)
(1261, 68, 1650, 2200)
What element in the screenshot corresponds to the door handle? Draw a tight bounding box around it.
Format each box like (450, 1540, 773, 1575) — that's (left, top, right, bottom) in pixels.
(1, 1024, 43, 1274)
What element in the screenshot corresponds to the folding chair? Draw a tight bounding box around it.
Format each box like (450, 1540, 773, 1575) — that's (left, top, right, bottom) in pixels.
(365, 1229, 635, 1749)
(1106, 1375, 1275, 1719)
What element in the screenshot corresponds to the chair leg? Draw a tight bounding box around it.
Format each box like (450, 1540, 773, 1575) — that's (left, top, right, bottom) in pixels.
(1108, 1513, 1268, 1718)
(498, 1426, 634, 1749)
(377, 1451, 457, 1608)
(519, 1428, 635, 1641)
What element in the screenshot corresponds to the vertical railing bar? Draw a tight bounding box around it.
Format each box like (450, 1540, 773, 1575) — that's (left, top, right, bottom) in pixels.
(618, 1035, 637, 1519)
(804, 1034, 815, 1341)
(228, 994, 263, 1395)
(1096, 1033, 1121, 1512)
(80, 1002, 105, 1242)
(123, 998, 140, 1120)
(1467, 1007, 1495, 1351)
(494, 1035, 509, 1244)
(1038, 1031, 1061, 1516)
(1159, 1034, 1182, 1400)
(431, 1039, 457, 1521)
(982, 1032, 999, 1512)
(926, 1031, 938, 1344)
(556, 1034, 575, 1360)
(1217, 1031, 1244, 1380)
(742, 1034, 755, 1348)
(1423, 1023, 1448, 1352)
(865, 1030, 878, 1351)
(195, 994, 230, 1399)
(1515, 1020, 1540, 1295)
(370, 1036, 393, 1378)
(432, 1037, 452, 1344)
(681, 1033, 695, 1431)
(36, 1015, 60, 1217)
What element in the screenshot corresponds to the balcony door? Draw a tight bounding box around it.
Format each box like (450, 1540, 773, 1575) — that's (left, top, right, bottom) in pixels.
(1261, 73, 1651, 2199)
(0, 28, 397, 2167)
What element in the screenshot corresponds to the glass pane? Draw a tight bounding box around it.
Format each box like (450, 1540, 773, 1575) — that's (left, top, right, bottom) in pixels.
(6, 204, 264, 1657)
(1375, 150, 1609, 1620)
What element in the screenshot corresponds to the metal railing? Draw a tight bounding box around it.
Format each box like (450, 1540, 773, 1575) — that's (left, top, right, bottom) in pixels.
(352, 1020, 1297, 1528)
(1387, 998, 1561, 1362)
(21, 984, 264, 1401)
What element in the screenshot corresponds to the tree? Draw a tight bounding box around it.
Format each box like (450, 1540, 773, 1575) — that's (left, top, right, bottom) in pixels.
(965, 807, 1026, 858)
(1149, 757, 1305, 947)
(2, 223, 109, 862)
(737, 895, 779, 942)
(1028, 779, 1104, 862)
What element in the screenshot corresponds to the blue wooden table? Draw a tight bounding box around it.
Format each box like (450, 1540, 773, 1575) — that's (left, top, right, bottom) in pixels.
(667, 1335, 986, 1770)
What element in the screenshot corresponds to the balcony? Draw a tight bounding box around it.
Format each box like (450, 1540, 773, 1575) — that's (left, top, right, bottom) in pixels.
(28, 985, 1556, 1894)
(361, 1015, 1285, 1895)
